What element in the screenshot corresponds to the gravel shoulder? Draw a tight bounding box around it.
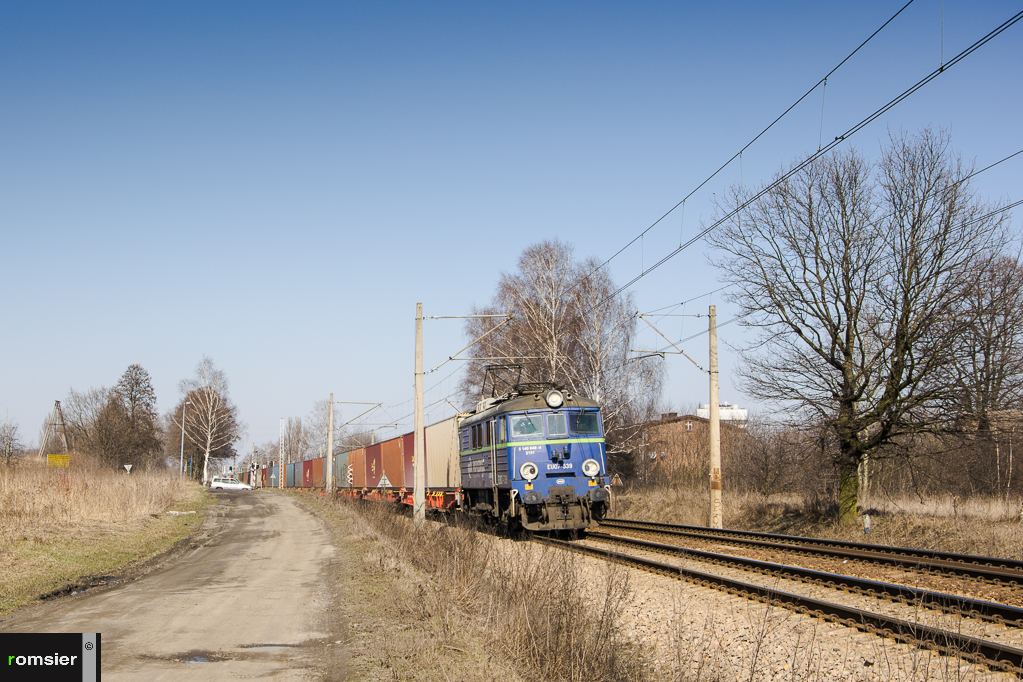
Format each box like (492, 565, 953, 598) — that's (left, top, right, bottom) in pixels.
(564, 536, 1022, 681)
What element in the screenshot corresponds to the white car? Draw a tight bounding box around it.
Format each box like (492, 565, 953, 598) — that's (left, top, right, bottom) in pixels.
(210, 477, 252, 491)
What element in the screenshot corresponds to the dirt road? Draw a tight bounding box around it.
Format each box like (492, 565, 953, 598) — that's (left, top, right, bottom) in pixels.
(1, 490, 346, 681)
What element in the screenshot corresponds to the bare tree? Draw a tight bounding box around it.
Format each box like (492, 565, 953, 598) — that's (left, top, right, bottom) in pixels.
(461, 240, 662, 453)
(282, 416, 306, 462)
(1, 412, 22, 466)
(941, 255, 1023, 492)
(115, 365, 163, 464)
(462, 239, 578, 395)
(63, 387, 131, 466)
(177, 357, 241, 484)
(62, 365, 164, 469)
(708, 129, 1010, 523)
(64, 387, 111, 455)
(304, 399, 347, 460)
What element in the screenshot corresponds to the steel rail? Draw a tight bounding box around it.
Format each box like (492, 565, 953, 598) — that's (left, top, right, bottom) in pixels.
(535, 536, 1023, 676)
(600, 518, 1023, 583)
(587, 531, 1023, 626)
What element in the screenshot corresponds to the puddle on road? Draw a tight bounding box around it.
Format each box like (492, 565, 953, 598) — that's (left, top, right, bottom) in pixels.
(40, 577, 121, 600)
(143, 643, 307, 666)
(142, 650, 231, 664)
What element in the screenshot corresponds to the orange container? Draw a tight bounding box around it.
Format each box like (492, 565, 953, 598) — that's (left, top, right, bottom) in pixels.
(381, 437, 404, 488)
(349, 448, 366, 487)
(402, 433, 415, 488)
(365, 443, 383, 488)
(312, 457, 324, 488)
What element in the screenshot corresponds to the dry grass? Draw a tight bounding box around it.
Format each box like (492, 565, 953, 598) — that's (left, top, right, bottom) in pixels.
(610, 484, 748, 528)
(331, 498, 649, 682)
(0, 457, 198, 537)
(306, 494, 1017, 682)
(0, 457, 206, 616)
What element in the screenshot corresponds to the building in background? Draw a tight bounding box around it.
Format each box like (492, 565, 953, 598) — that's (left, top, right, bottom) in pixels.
(696, 402, 749, 427)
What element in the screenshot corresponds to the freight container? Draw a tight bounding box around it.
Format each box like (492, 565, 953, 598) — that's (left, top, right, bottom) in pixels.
(302, 460, 313, 487)
(334, 450, 349, 488)
(402, 433, 415, 489)
(426, 416, 461, 488)
(349, 448, 366, 487)
(381, 436, 404, 488)
(365, 443, 383, 488)
(271, 465, 279, 488)
(262, 466, 269, 488)
(286, 462, 295, 488)
(312, 457, 325, 488)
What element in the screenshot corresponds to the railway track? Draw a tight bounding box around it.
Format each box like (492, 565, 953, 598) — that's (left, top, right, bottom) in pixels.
(600, 517, 1023, 584)
(535, 534, 1023, 677)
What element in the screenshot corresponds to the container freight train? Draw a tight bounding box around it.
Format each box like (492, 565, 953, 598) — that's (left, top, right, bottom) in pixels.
(243, 386, 611, 532)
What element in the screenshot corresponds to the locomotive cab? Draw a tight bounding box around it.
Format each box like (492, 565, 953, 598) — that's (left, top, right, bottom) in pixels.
(458, 385, 610, 532)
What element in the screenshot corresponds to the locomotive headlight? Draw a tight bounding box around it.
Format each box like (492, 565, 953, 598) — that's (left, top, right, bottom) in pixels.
(581, 458, 601, 478)
(545, 390, 564, 408)
(520, 462, 539, 481)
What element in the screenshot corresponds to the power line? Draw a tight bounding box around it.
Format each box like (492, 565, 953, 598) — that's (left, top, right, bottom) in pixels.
(637, 197, 1021, 356)
(626, 150, 1021, 333)
(581, 1, 918, 287)
(588, 10, 1023, 314)
(640, 285, 734, 316)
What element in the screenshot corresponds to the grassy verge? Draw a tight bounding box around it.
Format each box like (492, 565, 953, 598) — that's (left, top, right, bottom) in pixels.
(0, 460, 209, 617)
(296, 493, 650, 682)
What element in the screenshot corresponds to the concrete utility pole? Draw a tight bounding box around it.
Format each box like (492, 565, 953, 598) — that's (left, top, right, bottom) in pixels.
(178, 401, 190, 477)
(413, 303, 426, 525)
(326, 393, 334, 492)
(709, 305, 722, 529)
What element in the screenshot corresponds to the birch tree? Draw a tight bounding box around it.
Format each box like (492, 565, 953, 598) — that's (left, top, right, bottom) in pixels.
(1, 413, 21, 466)
(178, 357, 241, 484)
(461, 239, 662, 451)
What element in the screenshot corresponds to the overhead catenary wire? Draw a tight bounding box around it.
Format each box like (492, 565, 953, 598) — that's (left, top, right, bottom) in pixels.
(587, 9, 1023, 315)
(637, 192, 1021, 359)
(637, 150, 1021, 343)
(579, 0, 918, 288)
(640, 285, 734, 316)
(638, 315, 706, 372)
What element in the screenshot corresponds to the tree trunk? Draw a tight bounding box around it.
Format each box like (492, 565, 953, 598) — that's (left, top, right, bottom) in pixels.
(838, 453, 859, 525)
(202, 447, 211, 485)
(858, 453, 869, 506)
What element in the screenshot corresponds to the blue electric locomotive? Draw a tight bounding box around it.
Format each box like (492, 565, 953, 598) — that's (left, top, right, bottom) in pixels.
(457, 385, 610, 531)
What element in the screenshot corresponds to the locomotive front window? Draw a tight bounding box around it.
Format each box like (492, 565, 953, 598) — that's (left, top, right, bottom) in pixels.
(509, 414, 543, 439)
(570, 412, 602, 435)
(546, 413, 567, 438)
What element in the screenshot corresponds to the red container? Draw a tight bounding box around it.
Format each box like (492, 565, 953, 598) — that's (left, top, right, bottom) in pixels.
(349, 449, 366, 487)
(302, 460, 313, 487)
(262, 466, 269, 488)
(402, 433, 415, 488)
(381, 437, 404, 488)
(312, 457, 325, 488)
(365, 443, 383, 488)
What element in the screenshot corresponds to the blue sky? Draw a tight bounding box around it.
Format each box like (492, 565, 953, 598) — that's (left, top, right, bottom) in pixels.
(2, 1, 1020, 447)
